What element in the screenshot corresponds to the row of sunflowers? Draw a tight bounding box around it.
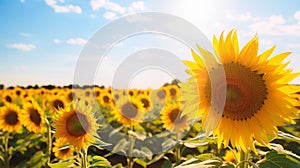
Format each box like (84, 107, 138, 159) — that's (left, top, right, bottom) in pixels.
(0, 31, 300, 168)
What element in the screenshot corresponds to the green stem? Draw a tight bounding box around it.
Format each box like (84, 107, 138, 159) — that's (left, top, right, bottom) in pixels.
(45, 118, 52, 164)
(128, 125, 135, 168)
(175, 133, 181, 163)
(4, 133, 9, 168)
(81, 148, 88, 168)
(239, 150, 249, 168)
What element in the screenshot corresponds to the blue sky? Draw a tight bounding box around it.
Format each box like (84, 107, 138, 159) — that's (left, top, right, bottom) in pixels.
(1, 0, 300, 88)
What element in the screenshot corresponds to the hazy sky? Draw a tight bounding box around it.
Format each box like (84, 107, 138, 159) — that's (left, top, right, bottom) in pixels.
(1, 0, 300, 88)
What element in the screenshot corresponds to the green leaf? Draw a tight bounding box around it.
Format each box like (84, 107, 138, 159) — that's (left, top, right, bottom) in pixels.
(135, 158, 147, 168)
(108, 126, 124, 138)
(183, 139, 209, 148)
(91, 155, 111, 168)
(112, 138, 128, 154)
(258, 151, 300, 168)
(175, 158, 221, 168)
(162, 138, 177, 152)
(48, 160, 75, 168)
(140, 147, 153, 160)
(29, 151, 47, 168)
(196, 153, 215, 161)
(277, 131, 300, 144)
(128, 130, 146, 141)
(92, 136, 112, 147)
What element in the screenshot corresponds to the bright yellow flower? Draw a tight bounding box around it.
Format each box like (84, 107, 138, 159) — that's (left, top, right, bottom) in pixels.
(182, 30, 300, 153)
(0, 103, 23, 133)
(52, 138, 74, 160)
(20, 99, 46, 133)
(113, 97, 145, 126)
(223, 150, 240, 163)
(54, 100, 98, 149)
(161, 103, 189, 132)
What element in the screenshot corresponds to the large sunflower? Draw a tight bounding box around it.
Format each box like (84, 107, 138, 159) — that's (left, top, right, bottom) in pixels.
(0, 103, 23, 133)
(113, 97, 145, 126)
(182, 30, 300, 153)
(20, 99, 45, 133)
(161, 103, 189, 132)
(54, 100, 98, 149)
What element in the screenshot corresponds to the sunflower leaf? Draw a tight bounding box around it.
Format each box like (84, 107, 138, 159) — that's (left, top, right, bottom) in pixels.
(277, 130, 300, 144)
(162, 138, 177, 152)
(29, 151, 47, 168)
(257, 151, 300, 168)
(175, 158, 221, 168)
(112, 138, 128, 155)
(91, 155, 111, 168)
(48, 160, 75, 168)
(92, 135, 112, 147)
(135, 158, 147, 168)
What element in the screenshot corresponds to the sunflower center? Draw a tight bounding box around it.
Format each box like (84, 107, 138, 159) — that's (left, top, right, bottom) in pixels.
(121, 102, 138, 119)
(169, 109, 187, 124)
(5, 110, 19, 125)
(103, 96, 110, 103)
(16, 90, 21, 96)
(66, 112, 89, 137)
(59, 146, 70, 154)
(5, 95, 12, 103)
(157, 90, 166, 99)
(53, 99, 65, 109)
(170, 88, 177, 97)
(29, 108, 42, 126)
(141, 98, 150, 109)
(205, 63, 267, 121)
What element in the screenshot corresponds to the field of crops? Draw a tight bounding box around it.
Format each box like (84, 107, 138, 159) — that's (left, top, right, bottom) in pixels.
(0, 82, 299, 168)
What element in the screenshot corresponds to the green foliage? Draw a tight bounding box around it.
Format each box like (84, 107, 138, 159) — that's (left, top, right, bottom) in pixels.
(258, 151, 300, 168)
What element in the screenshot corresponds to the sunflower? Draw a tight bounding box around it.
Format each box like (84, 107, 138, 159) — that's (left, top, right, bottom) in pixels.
(182, 30, 300, 153)
(137, 94, 152, 111)
(20, 99, 45, 133)
(54, 100, 98, 149)
(161, 103, 189, 132)
(48, 95, 68, 113)
(165, 85, 180, 100)
(2, 90, 14, 104)
(52, 138, 74, 160)
(223, 150, 240, 163)
(0, 103, 23, 133)
(150, 88, 167, 105)
(99, 92, 114, 107)
(113, 97, 145, 126)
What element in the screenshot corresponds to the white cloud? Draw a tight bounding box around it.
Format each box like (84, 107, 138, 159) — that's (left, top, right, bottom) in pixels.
(90, 0, 106, 10)
(90, 0, 145, 20)
(294, 11, 300, 21)
(20, 0, 25, 3)
(103, 11, 116, 20)
(66, 38, 87, 45)
(19, 32, 32, 37)
(130, 1, 144, 10)
(7, 43, 36, 51)
(90, 0, 124, 13)
(287, 43, 300, 49)
(53, 38, 61, 43)
(249, 14, 300, 36)
(127, 1, 144, 14)
(105, 1, 125, 14)
(45, 0, 82, 14)
(225, 11, 300, 36)
(259, 39, 274, 46)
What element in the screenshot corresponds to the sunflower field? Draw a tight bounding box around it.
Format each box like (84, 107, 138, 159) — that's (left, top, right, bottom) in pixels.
(1, 31, 300, 168)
